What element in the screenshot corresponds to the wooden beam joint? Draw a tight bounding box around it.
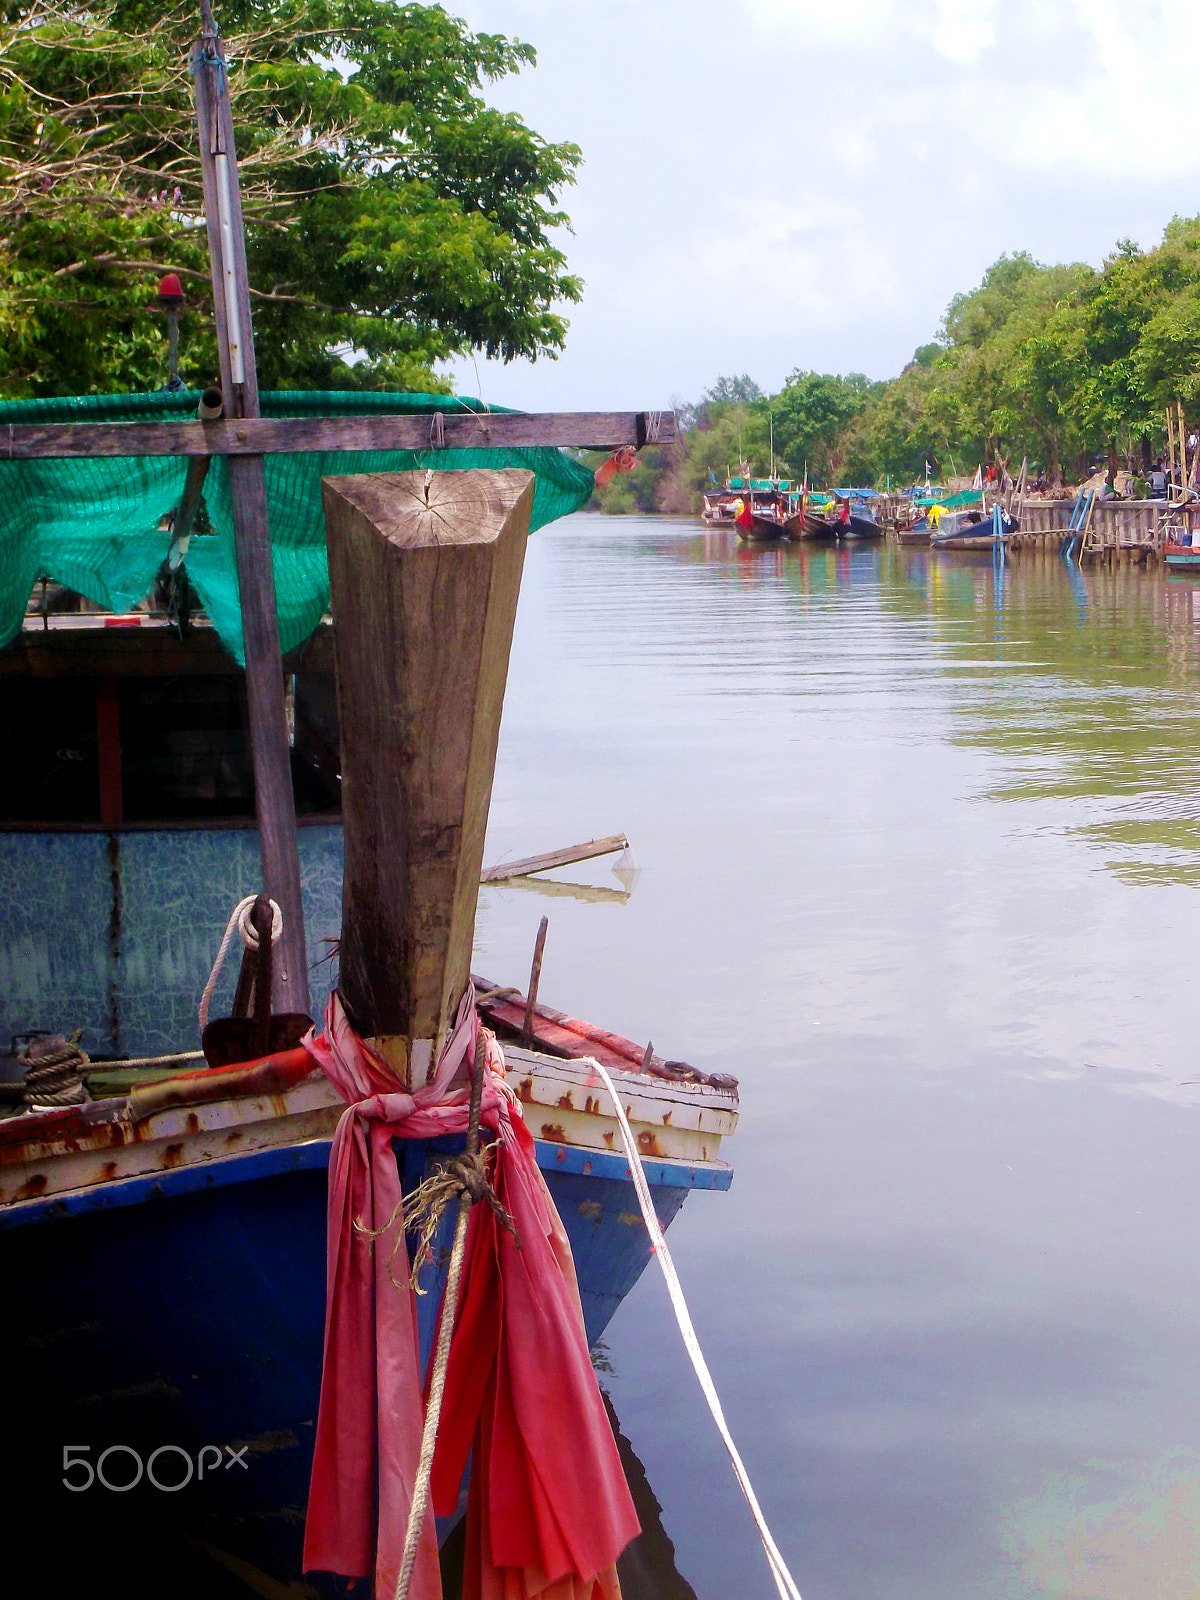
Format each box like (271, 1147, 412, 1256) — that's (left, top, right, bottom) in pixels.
(1, 411, 678, 460)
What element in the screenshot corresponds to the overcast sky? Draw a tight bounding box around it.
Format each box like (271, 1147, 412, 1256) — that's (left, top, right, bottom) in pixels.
(444, 0, 1200, 411)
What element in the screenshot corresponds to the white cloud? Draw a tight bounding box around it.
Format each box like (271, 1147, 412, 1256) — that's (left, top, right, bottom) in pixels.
(438, 0, 1200, 409)
(932, 0, 998, 63)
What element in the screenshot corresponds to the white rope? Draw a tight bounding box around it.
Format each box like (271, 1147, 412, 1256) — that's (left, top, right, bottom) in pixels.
(197, 895, 282, 1030)
(589, 1059, 803, 1600)
(91, 1050, 205, 1071)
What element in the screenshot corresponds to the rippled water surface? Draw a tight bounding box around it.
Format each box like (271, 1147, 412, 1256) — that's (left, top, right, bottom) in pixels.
(474, 516, 1200, 1600)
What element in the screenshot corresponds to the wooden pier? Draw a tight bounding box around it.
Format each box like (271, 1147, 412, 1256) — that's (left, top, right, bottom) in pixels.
(1007, 500, 1200, 562)
(880, 495, 1200, 563)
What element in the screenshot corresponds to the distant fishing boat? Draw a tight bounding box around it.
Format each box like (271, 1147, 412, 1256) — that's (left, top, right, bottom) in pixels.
(841, 492, 882, 540)
(794, 490, 879, 540)
(1164, 539, 1200, 572)
(895, 517, 933, 546)
(797, 492, 840, 538)
(932, 505, 1018, 550)
(702, 474, 802, 541)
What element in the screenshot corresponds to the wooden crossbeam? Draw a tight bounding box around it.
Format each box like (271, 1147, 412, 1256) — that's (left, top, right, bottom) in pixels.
(1, 411, 676, 460)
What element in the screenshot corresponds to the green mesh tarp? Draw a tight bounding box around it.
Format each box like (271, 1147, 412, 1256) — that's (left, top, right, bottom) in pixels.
(0, 390, 594, 663)
(912, 488, 983, 509)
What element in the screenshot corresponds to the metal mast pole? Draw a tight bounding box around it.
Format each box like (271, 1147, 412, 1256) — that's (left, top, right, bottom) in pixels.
(192, 0, 308, 1013)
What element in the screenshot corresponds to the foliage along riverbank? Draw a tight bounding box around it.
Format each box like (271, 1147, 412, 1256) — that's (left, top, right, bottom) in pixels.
(594, 216, 1200, 512)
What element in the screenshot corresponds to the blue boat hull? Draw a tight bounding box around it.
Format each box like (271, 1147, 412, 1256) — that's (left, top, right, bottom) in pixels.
(0, 1131, 728, 1591)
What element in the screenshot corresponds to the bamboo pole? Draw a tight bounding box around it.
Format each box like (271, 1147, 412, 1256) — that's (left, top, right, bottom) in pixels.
(192, 1, 307, 1013)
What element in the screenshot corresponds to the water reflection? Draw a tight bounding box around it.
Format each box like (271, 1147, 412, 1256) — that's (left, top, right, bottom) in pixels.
(658, 535, 1200, 886)
(476, 516, 1200, 1599)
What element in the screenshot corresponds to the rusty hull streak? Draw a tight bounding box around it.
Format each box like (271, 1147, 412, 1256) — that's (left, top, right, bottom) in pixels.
(14, 1173, 48, 1200)
(100, 1160, 119, 1181)
(539, 1123, 567, 1143)
(556, 1091, 574, 1111)
(577, 1199, 602, 1221)
(160, 1142, 185, 1169)
(185, 1112, 201, 1135)
(602, 1130, 615, 1149)
(617, 1212, 644, 1228)
(636, 1130, 664, 1158)
(517, 1076, 534, 1103)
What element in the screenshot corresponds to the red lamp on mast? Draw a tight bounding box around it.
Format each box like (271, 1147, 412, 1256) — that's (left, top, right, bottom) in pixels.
(153, 273, 186, 391)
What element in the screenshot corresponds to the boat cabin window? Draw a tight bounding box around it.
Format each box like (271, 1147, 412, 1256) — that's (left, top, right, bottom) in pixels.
(0, 625, 341, 827)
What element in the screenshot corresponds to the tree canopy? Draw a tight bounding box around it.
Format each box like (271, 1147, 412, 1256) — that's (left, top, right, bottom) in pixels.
(594, 215, 1200, 513)
(0, 0, 582, 396)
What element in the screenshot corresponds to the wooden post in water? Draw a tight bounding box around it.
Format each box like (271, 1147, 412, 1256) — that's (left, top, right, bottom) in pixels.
(192, 1, 308, 1012)
(323, 469, 535, 1086)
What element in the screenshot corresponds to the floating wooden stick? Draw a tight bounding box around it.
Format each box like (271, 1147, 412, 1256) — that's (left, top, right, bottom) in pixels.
(480, 833, 629, 883)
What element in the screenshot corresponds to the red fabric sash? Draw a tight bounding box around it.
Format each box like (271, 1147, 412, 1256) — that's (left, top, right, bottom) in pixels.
(301, 992, 639, 1599)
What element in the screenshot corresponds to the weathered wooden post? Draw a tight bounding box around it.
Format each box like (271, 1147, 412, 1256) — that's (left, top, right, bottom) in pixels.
(192, 0, 308, 1013)
(322, 469, 534, 1086)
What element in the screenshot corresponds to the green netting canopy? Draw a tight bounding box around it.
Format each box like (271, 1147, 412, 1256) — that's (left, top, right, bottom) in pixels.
(0, 390, 595, 663)
(912, 488, 983, 509)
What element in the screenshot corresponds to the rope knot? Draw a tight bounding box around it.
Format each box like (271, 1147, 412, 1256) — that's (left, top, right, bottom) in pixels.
(444, 1149, 492, 1204)
(21, 1029, 90, 1110)
(355, 1143, 519, 1294)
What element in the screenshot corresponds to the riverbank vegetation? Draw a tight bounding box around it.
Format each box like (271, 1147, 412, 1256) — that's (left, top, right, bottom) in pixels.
(597, 216, 1200, 511)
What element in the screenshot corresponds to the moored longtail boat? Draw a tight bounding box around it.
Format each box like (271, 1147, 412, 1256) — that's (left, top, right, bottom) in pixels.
(703, 474, 801, 540)
(0, 493, 739, 1598)
(0, 6, 736, 1596)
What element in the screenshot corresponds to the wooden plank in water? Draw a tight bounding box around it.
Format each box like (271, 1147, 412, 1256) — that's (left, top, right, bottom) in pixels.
(325, 469, 534, 1086)
(480, 833, 629, 882)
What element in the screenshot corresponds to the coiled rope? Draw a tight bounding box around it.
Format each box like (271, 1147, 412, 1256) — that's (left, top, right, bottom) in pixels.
(198, 895, 282, 1030)
(589, 1058, 803, 1600)
(21, 1030, 90, 1109)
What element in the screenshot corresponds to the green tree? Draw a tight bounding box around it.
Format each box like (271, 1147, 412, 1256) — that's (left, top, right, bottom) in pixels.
(703, 373, 763, 404)
(770, 369, 874, 484)
(0, 0, 582, 396)
(843, 361, 938, 483)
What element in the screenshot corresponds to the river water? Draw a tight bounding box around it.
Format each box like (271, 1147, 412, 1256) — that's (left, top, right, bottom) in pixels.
(475, 515, 1200, 1600)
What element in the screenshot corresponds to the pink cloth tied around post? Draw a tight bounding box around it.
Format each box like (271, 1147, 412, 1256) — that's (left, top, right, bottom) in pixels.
(301, 989, 639, 1600)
